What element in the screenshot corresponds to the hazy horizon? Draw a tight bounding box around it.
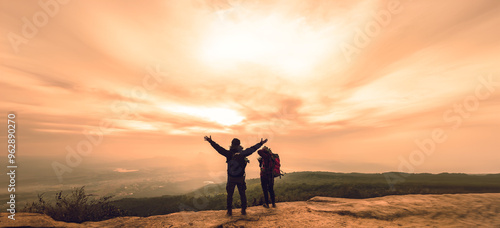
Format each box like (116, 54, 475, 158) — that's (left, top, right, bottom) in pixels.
(1, 0, 500, 191)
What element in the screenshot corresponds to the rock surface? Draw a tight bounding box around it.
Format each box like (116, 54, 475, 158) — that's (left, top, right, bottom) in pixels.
(2, 193, 500, 227)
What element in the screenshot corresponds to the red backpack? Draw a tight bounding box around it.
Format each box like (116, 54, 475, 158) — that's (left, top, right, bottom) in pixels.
(259, 147, 284, 178)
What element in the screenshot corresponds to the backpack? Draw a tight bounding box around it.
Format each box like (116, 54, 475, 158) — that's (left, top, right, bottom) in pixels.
(228, 152, 249, 178)
(269, 153, 284, 178)
(260, 148, 284, 178)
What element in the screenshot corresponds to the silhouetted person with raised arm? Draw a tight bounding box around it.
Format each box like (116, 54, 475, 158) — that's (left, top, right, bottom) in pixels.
(204, 136, 268, 216)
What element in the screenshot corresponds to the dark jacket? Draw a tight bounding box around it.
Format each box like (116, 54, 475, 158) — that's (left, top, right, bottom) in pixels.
(258, 149, 273, 177)
(208, 140, 265, 177)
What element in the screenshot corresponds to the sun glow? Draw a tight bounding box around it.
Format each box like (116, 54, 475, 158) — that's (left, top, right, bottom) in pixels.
(200, 14, 336, 77)
(161, 105, 245, 126)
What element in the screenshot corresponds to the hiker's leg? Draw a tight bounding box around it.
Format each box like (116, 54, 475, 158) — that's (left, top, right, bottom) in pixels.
(237, 179, 247, 210)
(261, 176, 269, 205)
(269, 176, 276, 205)
(226, 181, 236, 210)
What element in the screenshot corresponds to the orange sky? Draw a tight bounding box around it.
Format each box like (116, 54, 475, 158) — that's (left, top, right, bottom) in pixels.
(1, 0, 499, 178)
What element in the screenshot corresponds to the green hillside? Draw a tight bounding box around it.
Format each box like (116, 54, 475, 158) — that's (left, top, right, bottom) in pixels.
(111, 172, 500, 217)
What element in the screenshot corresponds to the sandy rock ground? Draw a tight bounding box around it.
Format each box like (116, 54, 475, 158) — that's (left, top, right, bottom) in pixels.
(1, 193, 499, 227)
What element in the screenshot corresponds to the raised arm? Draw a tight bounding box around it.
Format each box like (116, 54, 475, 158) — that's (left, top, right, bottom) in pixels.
(241, 138, 268, 156)
(204, 135, 230, 157)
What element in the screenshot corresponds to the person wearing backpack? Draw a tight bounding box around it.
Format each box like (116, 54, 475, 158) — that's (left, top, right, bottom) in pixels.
(204, 135, 268, 216)
(257, 146, 277, 208)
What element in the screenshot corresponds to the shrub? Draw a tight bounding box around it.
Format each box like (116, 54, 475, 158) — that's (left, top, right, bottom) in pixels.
(22, 186, 127, 223)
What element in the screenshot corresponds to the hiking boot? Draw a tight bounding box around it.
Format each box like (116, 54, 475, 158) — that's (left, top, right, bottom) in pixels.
(263, 203, 269, 208)
(272, 203, 276, 208)
(226, 209, 232, 216)
(241, 208, 247, 215)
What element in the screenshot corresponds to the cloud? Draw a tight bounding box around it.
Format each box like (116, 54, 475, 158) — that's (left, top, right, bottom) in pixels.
(0, 0, 499, 173)
(114, 168, 139, 173)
